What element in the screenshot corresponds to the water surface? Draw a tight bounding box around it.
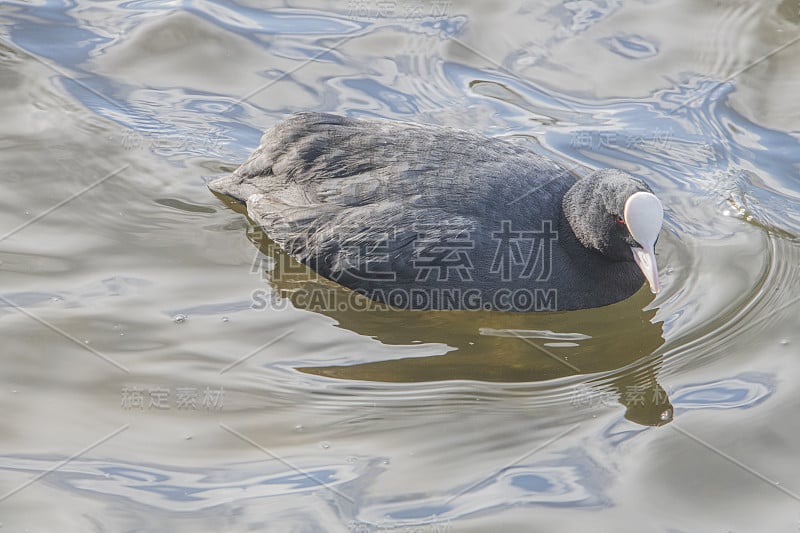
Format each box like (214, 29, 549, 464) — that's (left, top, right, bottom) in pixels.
(1, 0, 798, 531)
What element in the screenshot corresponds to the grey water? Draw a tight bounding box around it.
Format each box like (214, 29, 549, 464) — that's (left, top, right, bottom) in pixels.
(1, 0, 798, 531)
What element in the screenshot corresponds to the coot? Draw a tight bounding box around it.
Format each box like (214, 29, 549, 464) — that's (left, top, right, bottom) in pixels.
(210, 112, 663, 311)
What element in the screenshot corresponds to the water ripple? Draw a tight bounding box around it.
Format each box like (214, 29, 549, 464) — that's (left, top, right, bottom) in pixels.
(0, 455, 374, 511)
(671, 373, 774, 411)
(600, 33, 659, 59)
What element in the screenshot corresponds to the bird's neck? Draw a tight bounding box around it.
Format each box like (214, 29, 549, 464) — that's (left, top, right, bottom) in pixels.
(557, 209, 594, 261)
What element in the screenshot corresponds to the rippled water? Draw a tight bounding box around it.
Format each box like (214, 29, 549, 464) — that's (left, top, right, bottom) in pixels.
(1, 0, 799, 531)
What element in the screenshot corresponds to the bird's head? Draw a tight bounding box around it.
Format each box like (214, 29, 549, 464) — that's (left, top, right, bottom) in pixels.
(563, 169, 663, 293)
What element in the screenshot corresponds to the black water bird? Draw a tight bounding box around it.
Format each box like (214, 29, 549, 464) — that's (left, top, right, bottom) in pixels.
(210, 113, 663, 311)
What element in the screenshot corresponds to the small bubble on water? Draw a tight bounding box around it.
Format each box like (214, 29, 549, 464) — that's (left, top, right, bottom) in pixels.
(381, 459, 390, 465)
(173, 314, 187, 324)
(294, 424, 304, 432)
(221, 316, 229, 323)
(780, 339, 789, 346)
(321, 441, 330, 449)
(722, 209, 731, 216)
(184, 434, 193, 440)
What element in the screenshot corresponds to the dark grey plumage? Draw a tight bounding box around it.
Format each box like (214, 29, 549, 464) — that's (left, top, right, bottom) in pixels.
(210, 112, 659, 311)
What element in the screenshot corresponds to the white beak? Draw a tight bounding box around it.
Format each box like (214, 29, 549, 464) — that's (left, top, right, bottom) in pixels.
(624, 192, 663, 294)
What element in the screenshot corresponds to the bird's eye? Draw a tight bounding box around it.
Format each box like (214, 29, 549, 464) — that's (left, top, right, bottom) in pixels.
(615, 214, 625, 225)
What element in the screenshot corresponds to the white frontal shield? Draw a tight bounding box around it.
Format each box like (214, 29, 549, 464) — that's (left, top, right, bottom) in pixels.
(624, 191, 663, 293)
